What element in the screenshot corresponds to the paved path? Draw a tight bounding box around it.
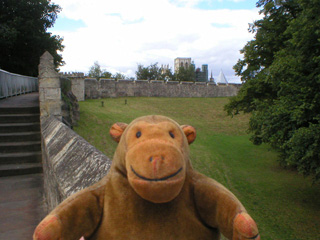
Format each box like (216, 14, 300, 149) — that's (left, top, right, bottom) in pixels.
(0, 174, 45, 239)
(0, 92, 40, 108)
(0, 93, 45, 239)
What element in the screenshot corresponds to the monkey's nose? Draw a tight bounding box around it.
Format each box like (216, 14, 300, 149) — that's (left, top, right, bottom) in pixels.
(149, 155, 165, 162)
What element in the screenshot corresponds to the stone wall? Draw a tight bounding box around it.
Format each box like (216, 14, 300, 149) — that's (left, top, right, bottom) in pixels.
(41, 116, 111, 211)
(38, 52, 112, 212)
(84, 79, 241, 99)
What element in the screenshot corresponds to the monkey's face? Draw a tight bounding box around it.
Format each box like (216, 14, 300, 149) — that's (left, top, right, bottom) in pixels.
(110, 115, 196, 203)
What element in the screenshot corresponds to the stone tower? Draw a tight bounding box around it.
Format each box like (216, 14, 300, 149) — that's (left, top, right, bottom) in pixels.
(174, 58, 192, 73)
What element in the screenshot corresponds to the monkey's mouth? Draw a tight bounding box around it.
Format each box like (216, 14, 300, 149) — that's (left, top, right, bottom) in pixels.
(130, 166, 183, 182)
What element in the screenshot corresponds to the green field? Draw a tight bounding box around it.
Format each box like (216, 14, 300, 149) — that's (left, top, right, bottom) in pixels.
(74, 97, 320, 240)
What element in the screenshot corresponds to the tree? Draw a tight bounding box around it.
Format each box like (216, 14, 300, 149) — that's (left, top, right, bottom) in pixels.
(136, 62, 194, 81)
(161, 67, 175, 81)
(136, 63, 162, 80)
(0, 0, 64, 76)
(225, 0, 320, 181)
(101, 71, 112, 79)
(112, 72, 126, 80)
(175, 65, 195, 82)
(88, 61, 112, 80)
(89, 61, 102, 79)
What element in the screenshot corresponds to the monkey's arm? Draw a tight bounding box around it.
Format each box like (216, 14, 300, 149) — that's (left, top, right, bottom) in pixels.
(33, 177, 106, 240)
(193, 172, 260, 240)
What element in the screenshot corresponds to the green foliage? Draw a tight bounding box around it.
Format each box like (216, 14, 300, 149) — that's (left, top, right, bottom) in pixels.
(225, 0, 320, 181)
(60, 77, 71, 94)
(112, 72, 126, 80)
(101, 71, 113, 79)
(0, 0, 64, 76)
(136, 63, 174, 81)
(135, 63, 196, 81)
(284, 123, 320, 181)
(175, 65, 196, 82)
(88, 61, 126, 80)
(60, 77, 72, 109)
(89, 61, 127, 80)
(136, 64, 149, 80)
(88, 61, 109, 80)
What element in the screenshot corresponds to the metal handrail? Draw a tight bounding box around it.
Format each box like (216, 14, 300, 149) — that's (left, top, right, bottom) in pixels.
(0, 69, 38, 99)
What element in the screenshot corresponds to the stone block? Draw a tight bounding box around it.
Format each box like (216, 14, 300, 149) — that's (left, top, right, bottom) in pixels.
(39, 77, 61, 88)
(40, 101, 62, 117)
(38, 66, 60, 79)
(39, 88, 61, 101)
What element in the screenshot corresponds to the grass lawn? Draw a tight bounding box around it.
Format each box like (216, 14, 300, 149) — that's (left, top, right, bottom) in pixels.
(74, 97, 320, 240)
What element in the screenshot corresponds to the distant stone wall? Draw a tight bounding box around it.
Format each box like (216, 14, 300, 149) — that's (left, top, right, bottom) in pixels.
(41, 115, 111, 211)
(84, 79, 241, 99)
(70, 77, 85, 101)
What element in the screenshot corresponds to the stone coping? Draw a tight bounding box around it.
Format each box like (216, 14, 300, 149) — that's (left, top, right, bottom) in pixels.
(180, 81, 194, 84)
(166, 81, 179, 84)
(150, 80, 165, 83)
(135, 80, 149, 83)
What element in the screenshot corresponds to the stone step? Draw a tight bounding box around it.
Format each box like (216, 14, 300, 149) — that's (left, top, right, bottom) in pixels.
(0, 141, 41, 153)
(0, 113, 40, 123)
(0, 107, 39, 114)
(0, 132, 41, 143)
(0, 163, 42, 177)
(0, 152, 41, 164)
(0, 123, 40, 133)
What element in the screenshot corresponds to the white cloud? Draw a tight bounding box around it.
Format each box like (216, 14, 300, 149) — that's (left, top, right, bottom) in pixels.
(51, 0, 261, 82)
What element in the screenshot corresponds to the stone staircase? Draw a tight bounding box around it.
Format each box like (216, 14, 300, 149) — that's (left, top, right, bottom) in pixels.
(0, 106, 42, 177)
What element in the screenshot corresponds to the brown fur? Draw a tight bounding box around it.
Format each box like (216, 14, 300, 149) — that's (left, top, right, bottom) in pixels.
(34, 115, 259, 240)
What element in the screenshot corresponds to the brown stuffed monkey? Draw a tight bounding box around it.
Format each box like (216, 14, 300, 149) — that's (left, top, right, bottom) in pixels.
(34, 115, 260, 240)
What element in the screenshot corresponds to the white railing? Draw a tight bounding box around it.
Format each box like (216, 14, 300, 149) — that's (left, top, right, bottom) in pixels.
(0, 69, 38, 99)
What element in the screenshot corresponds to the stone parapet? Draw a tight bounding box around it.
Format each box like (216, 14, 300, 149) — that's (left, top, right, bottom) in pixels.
(41, 116, 111, 211)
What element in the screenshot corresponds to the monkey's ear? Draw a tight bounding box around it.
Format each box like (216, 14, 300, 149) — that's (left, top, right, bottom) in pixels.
(181, 125, 196, 144)
(110, 122, 128, 143)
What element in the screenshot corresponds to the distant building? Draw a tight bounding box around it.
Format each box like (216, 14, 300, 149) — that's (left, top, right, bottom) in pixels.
(160, 64, 170, 75)
(174, 58, 192, 73)
(195, 64, 208, 82)
(174, 57, 209, 82)
(209, 71, 215, 83)
(216, 70, 228, 85)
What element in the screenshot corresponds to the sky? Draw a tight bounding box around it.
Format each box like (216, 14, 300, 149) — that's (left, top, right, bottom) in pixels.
(50, 0, 262, 83)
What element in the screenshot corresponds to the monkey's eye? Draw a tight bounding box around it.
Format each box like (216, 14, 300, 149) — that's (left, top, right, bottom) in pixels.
(136, 131, 142, 138)
(169, 131, 175, 138)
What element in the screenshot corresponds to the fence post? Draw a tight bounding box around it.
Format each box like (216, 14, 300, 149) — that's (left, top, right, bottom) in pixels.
(38, 51, 62, 120)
